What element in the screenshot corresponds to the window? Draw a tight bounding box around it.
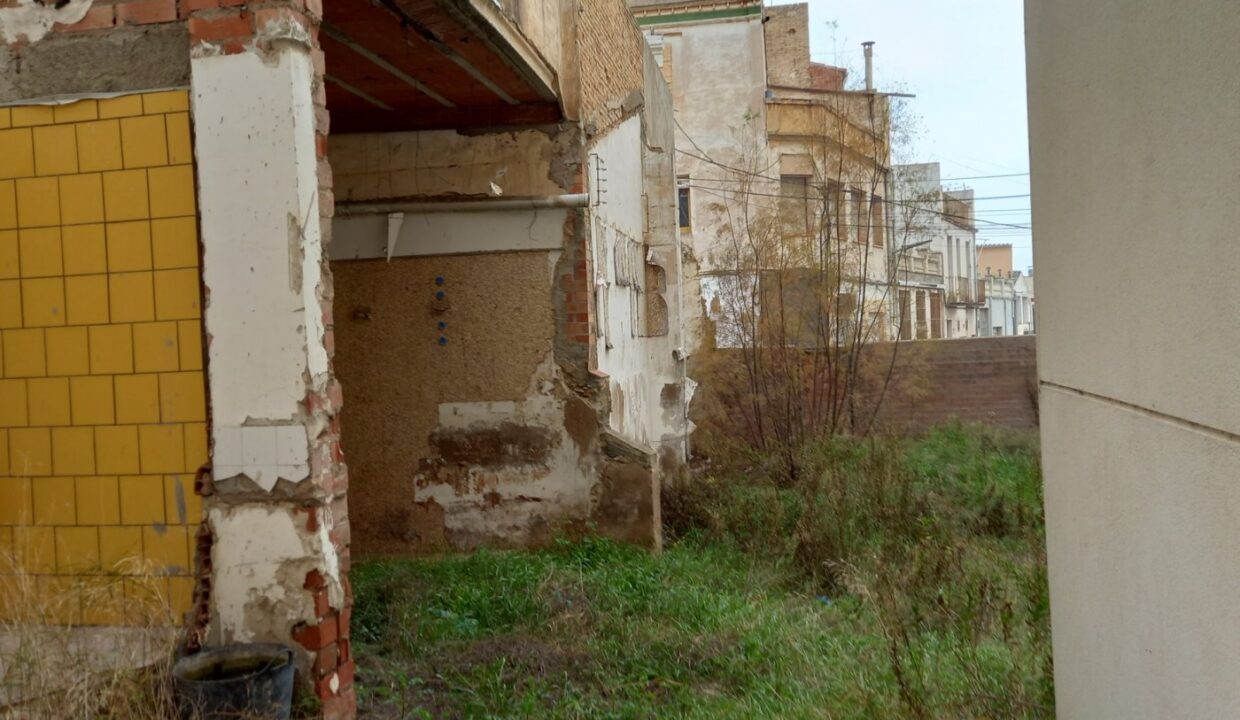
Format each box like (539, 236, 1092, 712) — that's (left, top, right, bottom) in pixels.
(677, 177, 691, 231)
(870, 195, 885, 248)
(851, 188, 868, 244)
(779, 175, 811, 243)
(826, 180, 845, 244)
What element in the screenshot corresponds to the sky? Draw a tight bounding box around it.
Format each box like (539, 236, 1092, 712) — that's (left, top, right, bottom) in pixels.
(775, 0, 1034, 271)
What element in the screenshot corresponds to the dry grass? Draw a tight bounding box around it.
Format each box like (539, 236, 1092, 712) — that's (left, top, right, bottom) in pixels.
(0, 552, 180, 719)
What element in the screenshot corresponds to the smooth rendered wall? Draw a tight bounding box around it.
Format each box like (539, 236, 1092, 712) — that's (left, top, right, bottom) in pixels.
(1025, 2, 1240, 717)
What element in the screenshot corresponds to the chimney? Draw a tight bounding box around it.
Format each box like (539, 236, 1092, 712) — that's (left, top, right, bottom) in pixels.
(862, 41, 875, 91)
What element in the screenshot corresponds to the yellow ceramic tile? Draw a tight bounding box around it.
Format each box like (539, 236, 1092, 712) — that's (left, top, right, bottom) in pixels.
(138, 424, 183, 474)
(15, 176, 60, 228)
(3, 328, 45, 377)
(143, 525, 189, 574)
(11, 106, 55, 128)
(0, 129, 34, 179)
(45, 326, 89, 376)
(151, 217, 197, 270)
(52, 426, 95, 475)
(183, 422, 207, 472)
(59, 173, 105, 225)
(61, 224, 107, 275)
(166, 575, 194, 619)
(75, 475, 120, 525)
(120, 115, 168, 169)
(98, 95, 144, 120)
(0, 280, 20, 328)
(53, 100, 98, 125)
(133, 321, 179, 373)
(115, 374, 160, 425)
(95, 425, 139, 475)
(148, 166, 195, 219)
(70, 375, 115, 425)
(0, 108, 9, 130)
(166, 113, 193, 166)
(119, 473, 163, 525)
(28, 377, 71, 426)
(177, 320, 203, 371)
(99, 526, 142, 572)
(36, 576, 83, 623)
(0, 430, 6, 472)
(10, 427, 51, 476)
(14, 526, 56, 573)
(0, 230, 16, 278)
(153, 268, 199, 320)
(163, 474, 201, 525)
(55, 526, 99, 573)
(109, 271, 155, 323)
(142, 91, 189, 115)
(18, 227, 62, 277)
(105, 221, 152, 271)
(0, 379, 27, 427)
(21, 277, 66, 327)
(0, 181, 15, 229)
(32, 124, 78, 176)
(0, 477, 32, 524)
(76, 120, 123, 173)
(65, 274, 110, 325)
(80, 576, 127, 625)
(159, 372, 204, 423)
(34, 475, 76, 524)
(102, 169, 149, 222)
(88, 324, 132, 374)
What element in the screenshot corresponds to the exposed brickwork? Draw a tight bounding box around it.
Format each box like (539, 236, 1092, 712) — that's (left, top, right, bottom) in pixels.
(575, 0, 644, 132)
(764, 3, 812, 88)
(863, 336, 1039, 433)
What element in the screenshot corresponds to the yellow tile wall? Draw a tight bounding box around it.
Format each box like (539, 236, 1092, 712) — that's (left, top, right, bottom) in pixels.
(0, 91, 205, 626)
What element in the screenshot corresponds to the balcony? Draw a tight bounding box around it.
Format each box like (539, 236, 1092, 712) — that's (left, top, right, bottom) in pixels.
(945, 276, 985, 306)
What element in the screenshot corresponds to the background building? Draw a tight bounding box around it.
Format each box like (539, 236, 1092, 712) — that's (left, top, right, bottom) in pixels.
(978, 244, 1034, 336)
(1027, 1, 1240, 716)
(893, 162, 982, 339)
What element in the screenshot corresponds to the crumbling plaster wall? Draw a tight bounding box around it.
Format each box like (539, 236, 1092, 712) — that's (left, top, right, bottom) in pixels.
(327, 126, 625, 551)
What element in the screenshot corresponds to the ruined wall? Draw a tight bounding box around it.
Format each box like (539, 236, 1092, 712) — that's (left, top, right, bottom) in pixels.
(325, 125, 637, 552)
(575, 0, 645, 132)
(0, 2, 356, 715)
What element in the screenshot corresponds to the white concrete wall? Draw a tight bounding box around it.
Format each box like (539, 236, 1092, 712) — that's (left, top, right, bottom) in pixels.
(1026, 1, 1240, 717)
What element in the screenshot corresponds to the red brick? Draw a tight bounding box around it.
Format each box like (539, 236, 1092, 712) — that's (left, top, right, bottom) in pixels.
(293, 614, 337, 650)
(336, 660, 355, 690)
(312, 640, 339, 678)
(312, 589, 330, 619)
(188, 10, 252, 42)
(303, 569, 327, 590)
(56, 4, 115, 31)
(338, 605, 351, 639)
(116, 0, 177, 25)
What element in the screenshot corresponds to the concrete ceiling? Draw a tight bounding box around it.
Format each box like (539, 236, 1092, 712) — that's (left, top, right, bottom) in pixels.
(322, 0, 561, 133)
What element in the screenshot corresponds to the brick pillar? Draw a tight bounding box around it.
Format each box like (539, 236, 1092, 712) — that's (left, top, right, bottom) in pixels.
(186, 4, 352, 718)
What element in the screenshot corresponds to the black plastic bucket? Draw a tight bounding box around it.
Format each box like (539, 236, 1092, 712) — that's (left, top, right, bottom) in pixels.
(172, 643, 295, 720)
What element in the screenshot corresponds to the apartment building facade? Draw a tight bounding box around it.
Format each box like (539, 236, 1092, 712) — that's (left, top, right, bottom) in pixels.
(977, 243, 1034, 337)
(892, 162, 983, 340)
(631, 0, 894, 349)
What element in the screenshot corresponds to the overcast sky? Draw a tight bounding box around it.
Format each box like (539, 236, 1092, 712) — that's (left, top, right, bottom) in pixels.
(775, 0, 1033, 271)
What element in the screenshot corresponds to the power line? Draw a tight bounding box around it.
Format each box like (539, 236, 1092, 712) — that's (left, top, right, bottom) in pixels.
(685, 182, 1032, 229)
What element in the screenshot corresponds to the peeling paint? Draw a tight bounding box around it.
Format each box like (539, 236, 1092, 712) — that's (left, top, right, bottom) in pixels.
(0, 0, 91, 46)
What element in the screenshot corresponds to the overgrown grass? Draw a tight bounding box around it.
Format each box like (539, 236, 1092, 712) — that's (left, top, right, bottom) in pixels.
(353, 424, 1052, 719)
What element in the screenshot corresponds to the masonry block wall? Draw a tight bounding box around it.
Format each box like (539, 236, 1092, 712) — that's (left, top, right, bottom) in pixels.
(863, 336, 1039, 433)
(0, 91, 204, 625)
(576, 0, 644, 132)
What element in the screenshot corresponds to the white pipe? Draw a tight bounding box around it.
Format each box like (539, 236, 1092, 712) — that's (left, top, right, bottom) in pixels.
(862, 41, 875, 92)
(336, 193, 591, 216)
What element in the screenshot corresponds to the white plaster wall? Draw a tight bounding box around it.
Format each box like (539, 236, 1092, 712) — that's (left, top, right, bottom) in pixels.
(192, 48, 322, 484)
(1027, 2, 1240, 716)
(330, 209, 569, 260)
(653, 18, 769, 272)
(591, 115, 677, 450)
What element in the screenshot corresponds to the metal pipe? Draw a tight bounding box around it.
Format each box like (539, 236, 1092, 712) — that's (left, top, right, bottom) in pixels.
(336, 193, 591, 216)
(862, 41, 875, 91)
